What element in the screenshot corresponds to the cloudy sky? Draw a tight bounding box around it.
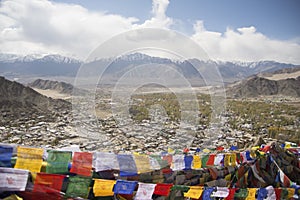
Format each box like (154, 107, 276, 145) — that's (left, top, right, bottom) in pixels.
(0, 0, 300, 64)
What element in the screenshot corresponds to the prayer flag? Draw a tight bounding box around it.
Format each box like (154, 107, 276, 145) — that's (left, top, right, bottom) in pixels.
(211, 187, 229, 198)
(133, 153, 151, 174)
(0, 146, 13, 167)
(65, 176, 91, 199)
(113, 180, 137, 195)
(134, 183, 156, 200)
(206, 154, 216, 166)
(245, 188, 257, 200)
(278, 169, 293, 187)
(201, 154, 209, 168)
(184, 186, 203, 199)
(0, 167, 29, 191)
(70, 152, 92, 177)
(93, 152, 119, 172)
(202, 187, 214, 200)
(192, 155, 201, 169)
(265, 185, 276, 200)
(33, 173, 65, 194)
(117, 154, 138, 176)
(93, 179, 116, 197)
(46, 150, 72, 174)
(184, 155, 193, 170)
(214, 154, 224, 166)
(153, 183, 173, 196)
(14, 146, 43, 173)
(171, 155, 185, 171)
(149, 155, 168, 170)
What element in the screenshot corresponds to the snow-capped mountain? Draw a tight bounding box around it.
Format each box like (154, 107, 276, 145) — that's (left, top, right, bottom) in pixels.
(0, 52, 298, 84)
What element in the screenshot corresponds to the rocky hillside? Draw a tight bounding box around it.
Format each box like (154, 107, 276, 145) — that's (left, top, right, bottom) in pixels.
(0, 76, 70, 123)
(28, 79, 74, 94)
(227, 76, 300, 98)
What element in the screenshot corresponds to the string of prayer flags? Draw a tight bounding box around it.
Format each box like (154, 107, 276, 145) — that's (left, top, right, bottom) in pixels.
(153, 183, 173, 196)
(134, 183, 156, 200)
(133, 153, 151, 174)
(113, 180, 137, 195)
(33, 173, 65, 194)
(117, 154, 138, 176)
(93, 179, 116, 197)
(46, 150, 72, 174)
(93, 152, 119, 172)
(183, 186, 203, 199)
(14, 146, 43, 173)
(70, 152, 92, 177)
(0, 167, 29, 191)
(65, 176, 91, 199)
(0, 146, 13, 167)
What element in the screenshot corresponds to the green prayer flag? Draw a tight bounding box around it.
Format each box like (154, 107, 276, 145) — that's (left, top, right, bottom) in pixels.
(234, 188, 248, 198)
(46, 150, 72, 174)
(65, 176, 91, 198)
(201, 154, 209, 168)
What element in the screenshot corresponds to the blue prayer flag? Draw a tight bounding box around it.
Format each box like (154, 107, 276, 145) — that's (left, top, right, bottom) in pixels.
(184, 155, 193, 170)
(0, 145, 13, 167)
(113, 180, 137, 195)
(117, 154, 138, 177)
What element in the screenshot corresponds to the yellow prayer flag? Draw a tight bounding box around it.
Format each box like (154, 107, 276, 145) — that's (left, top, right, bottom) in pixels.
(93, 179, 116, 197)
(287, 188, 295, 199)
(230, 153, 237, 167)
(168, 147, 175, 154)
(14, 146, 43, 173)
(203, 148, 210, 153)
(3, 194, 23, 200)
(225, 173, 231, 181)
(133, 153, 151, 174)
(224, 154, 231, 167)
(245, 188, 257, 200)
(184, 186, 203, 199)
(192, 155, 202, 169)
(285, 143, 291, 148)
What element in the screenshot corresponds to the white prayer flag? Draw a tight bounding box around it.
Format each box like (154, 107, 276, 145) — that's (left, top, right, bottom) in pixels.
(93, 152, 119, 172)
(134, 183, 156, 200)
(0, 167, 29, 191)
(211, 187, 229, 198)
(171, 155, 185, 171)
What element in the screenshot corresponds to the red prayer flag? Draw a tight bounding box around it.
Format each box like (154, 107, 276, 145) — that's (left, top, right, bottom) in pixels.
(70, 152, 93, 176)
(216, 146, 224, 151)
(33, 173, 65, 200)
(153, 183, 173, 196)
(206, 154, 216, 166)
(225, 188, 237, 200)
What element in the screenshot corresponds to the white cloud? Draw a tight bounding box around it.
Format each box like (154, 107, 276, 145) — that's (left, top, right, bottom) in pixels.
(192, 20, 300, 64)
(0, 0, 138, 59)
(139, 0, 173, 28)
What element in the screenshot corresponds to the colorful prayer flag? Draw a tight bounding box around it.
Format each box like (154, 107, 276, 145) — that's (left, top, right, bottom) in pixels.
(0, 145, 13, 167)
(192, 155, 201, 169)
(93, 152, 119, 172)
(14, 146, 43, 173)
(46, 150, 72, 174)
(65, 176, 91, 199)
(184, 186, 203, 199)
(184, 155, 193, 170)
(133, 153, 151, 174)
(245, 188, 257, 200)
(113, 180, 137, 195)
(70, 152, 92, 177)
(171, 155, 185, 171)
(134, 183, 156, 200)
(117, 154, 138, 176)
(0, 167, 29, 191)
(33, 173, 65, 194)
(93, 179, 116, 197)
(153, 183, 173, 196)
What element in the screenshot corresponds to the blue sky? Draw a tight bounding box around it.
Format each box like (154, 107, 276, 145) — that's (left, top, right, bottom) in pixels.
(52, 0, 300, 40)
(1, 0, 300, 63)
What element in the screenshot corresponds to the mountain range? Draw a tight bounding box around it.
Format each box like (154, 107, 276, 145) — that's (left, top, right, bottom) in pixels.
(0, 53, 299, 84)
